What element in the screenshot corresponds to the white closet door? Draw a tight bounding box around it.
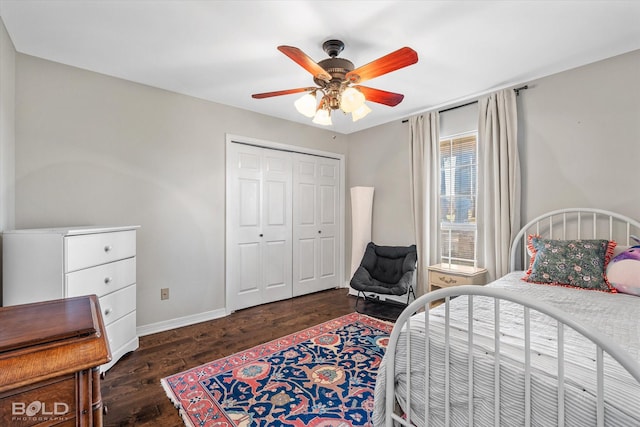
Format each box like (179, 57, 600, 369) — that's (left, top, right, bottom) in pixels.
(292, 154, 340, 296)
(227, 143, 292, 311)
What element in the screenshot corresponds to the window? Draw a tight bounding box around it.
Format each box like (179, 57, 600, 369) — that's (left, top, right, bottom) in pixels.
(439, 132, 478, 267)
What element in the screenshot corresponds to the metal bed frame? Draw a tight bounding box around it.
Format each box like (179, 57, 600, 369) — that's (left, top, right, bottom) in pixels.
(384, 208, 640, 427)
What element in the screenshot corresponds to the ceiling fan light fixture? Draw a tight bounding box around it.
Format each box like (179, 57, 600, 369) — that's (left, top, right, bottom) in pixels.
(312, 106, 332, 126)
(253, 40, 418, 127)
(340, 86, 365, 113)
(351, 103, 372, 122)
(294, 91, 317, 117)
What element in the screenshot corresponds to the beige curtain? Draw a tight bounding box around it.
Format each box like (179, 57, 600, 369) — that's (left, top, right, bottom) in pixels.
(477, 89, 521, 281)
(409, 112, 440, 295)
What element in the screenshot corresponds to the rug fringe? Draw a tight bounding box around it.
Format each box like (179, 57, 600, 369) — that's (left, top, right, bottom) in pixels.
(161, 378, 197, 427)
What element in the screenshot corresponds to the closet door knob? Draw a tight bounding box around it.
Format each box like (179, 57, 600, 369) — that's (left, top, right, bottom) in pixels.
(318, 230, 322, 234)
(259, 234, 263, 237)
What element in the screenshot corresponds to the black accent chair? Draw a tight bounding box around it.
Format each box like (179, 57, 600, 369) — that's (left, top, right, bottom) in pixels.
(350, 242, 417, 312)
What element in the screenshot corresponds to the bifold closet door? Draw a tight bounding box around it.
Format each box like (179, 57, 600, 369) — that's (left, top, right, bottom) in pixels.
(292, 154, 340, 296)
(226, 143, 293, 311)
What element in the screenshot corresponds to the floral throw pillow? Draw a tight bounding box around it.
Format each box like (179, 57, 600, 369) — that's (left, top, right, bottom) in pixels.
(524, 235, 616, 292)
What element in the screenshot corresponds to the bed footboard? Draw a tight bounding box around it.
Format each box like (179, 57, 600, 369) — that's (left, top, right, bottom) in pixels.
(378, 285, 640, 427)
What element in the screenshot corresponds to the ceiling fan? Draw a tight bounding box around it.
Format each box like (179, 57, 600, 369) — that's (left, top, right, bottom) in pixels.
(251, 39, 418, 125)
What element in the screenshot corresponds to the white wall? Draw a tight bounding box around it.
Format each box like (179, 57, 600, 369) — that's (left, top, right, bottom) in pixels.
(6, 34, 639, 329)
(519, 49, 640, 220)
(346, 49, 640, 265)
(0, 18, 16, 306)
(13, 53, 348, 329)
(0, 18, 15, 231)
(346, 119, 414, 274)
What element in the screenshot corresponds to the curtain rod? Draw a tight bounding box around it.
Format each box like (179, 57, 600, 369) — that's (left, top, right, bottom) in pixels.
(401, 85, 529, 123)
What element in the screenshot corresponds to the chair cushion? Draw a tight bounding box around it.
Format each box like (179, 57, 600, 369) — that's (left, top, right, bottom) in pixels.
(350, 242, 417, 295)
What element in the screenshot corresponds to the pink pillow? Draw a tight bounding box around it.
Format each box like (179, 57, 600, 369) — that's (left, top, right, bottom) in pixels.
(606, 245, 640, 296)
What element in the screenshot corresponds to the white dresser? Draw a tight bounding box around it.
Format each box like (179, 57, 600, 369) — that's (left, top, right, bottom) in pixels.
(2, 225, 140, 372)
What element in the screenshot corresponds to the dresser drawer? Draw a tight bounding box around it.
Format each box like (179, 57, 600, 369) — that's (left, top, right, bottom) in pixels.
(105, 311, 137, 355)
(98, 284, 136, 326)
(430, 272, 475, 288)
(65, 257, 136, 298)
(65, 230, 136, 272)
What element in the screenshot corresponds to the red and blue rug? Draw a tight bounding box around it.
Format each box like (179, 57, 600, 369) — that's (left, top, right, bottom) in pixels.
(161, 312, 393, 427)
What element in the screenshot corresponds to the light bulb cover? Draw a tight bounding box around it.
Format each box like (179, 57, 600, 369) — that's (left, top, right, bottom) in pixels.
(340, 87, 365, 113)
(312, 108, 332, 126)
(294, 92, 317, 117)
(351, 103, 372, 122)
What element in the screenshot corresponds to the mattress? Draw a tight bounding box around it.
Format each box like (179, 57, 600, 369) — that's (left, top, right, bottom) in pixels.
(373, 271, 640, 426)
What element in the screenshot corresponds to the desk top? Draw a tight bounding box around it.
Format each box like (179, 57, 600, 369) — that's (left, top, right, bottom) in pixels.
(0, 295, 111, 392)
(0, 297, 98, 353)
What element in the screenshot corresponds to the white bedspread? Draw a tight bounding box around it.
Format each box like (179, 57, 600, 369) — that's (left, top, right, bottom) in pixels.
(373, 271, 640, 426)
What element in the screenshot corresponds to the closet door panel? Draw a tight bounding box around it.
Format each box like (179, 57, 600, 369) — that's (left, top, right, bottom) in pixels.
(320, 236, 336, 278)
(293, 154, 340, 296)
(316, 157, 339, 290)
(236, 242, 262, 308)
(320, 185, 336, 224)
(264, 240, 288, 291)
(227, 143, 292, 311)
(261, 151, 293, 304)
(239, 179, 260, 227)
(298, 184, 316, 224)
(297, 238, 316, 282)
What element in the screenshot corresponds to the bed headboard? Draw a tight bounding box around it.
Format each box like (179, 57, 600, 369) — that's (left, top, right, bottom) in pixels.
(509, 208, 640, 271)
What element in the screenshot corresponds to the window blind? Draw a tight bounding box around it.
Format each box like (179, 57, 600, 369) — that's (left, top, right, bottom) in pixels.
(439, 133, 478, 267)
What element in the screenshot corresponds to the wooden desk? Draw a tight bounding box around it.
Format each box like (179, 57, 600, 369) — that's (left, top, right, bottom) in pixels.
(0, 295, 111, 426)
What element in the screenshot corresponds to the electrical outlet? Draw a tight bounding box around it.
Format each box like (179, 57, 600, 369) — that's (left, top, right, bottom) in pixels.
(161, 288, 169, 300)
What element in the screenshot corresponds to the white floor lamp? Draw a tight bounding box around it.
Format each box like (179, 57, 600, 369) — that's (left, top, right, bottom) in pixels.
(350, 186, 374, 280)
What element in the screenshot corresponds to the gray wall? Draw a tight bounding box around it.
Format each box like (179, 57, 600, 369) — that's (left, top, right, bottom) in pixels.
(0, 18, 15, 307)
(0, 18, 15, 231)
(519, 49, 640, 220)
(345, 119, 413, 274)
(3, 20, 639, 330)
(346, 49, 640, 255)
(12, 53, 348, 328)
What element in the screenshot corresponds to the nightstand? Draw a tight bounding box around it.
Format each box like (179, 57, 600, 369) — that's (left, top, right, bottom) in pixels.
(428, 263, 488, 296)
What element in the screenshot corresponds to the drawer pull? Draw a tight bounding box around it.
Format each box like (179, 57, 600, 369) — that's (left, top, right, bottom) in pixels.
(104, 308, 112, 316)
(439, 276, 457, 284)
(104, 277, 112, 284)
(104, 245, 112, 253)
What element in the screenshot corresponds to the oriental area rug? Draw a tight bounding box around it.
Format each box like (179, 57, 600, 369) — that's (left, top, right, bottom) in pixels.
(161, 312, 393, 427)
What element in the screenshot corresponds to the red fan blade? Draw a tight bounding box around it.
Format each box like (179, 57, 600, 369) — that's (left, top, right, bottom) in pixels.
(252, 87, 315, 99)
(355, 86, 404, 106)
(346, 47, 418, 84)
(278, 46, 331, 82)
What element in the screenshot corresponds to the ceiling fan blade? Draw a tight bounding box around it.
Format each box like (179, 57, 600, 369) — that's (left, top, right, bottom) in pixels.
(278, 46, 331, 82)
(346, 47, 418, 84)
(355, 86, 404, 106)
(252, 87, 315, 99)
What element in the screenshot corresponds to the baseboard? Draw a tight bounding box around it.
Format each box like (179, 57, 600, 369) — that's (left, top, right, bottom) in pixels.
(136, 307, 229, 337)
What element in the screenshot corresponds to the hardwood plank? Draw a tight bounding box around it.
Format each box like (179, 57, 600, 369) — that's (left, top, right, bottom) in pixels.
(101, 288, 357, 426)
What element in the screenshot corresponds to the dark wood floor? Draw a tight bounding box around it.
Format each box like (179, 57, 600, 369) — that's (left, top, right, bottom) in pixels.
(101, 288, 359, 427)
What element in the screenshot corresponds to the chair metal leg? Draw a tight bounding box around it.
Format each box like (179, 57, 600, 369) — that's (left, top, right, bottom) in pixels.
(354, 290, 364, 311)
(407, 286, 416, 305)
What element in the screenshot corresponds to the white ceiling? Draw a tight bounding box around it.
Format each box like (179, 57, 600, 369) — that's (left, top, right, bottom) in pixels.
(1, 1, 639, 135)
